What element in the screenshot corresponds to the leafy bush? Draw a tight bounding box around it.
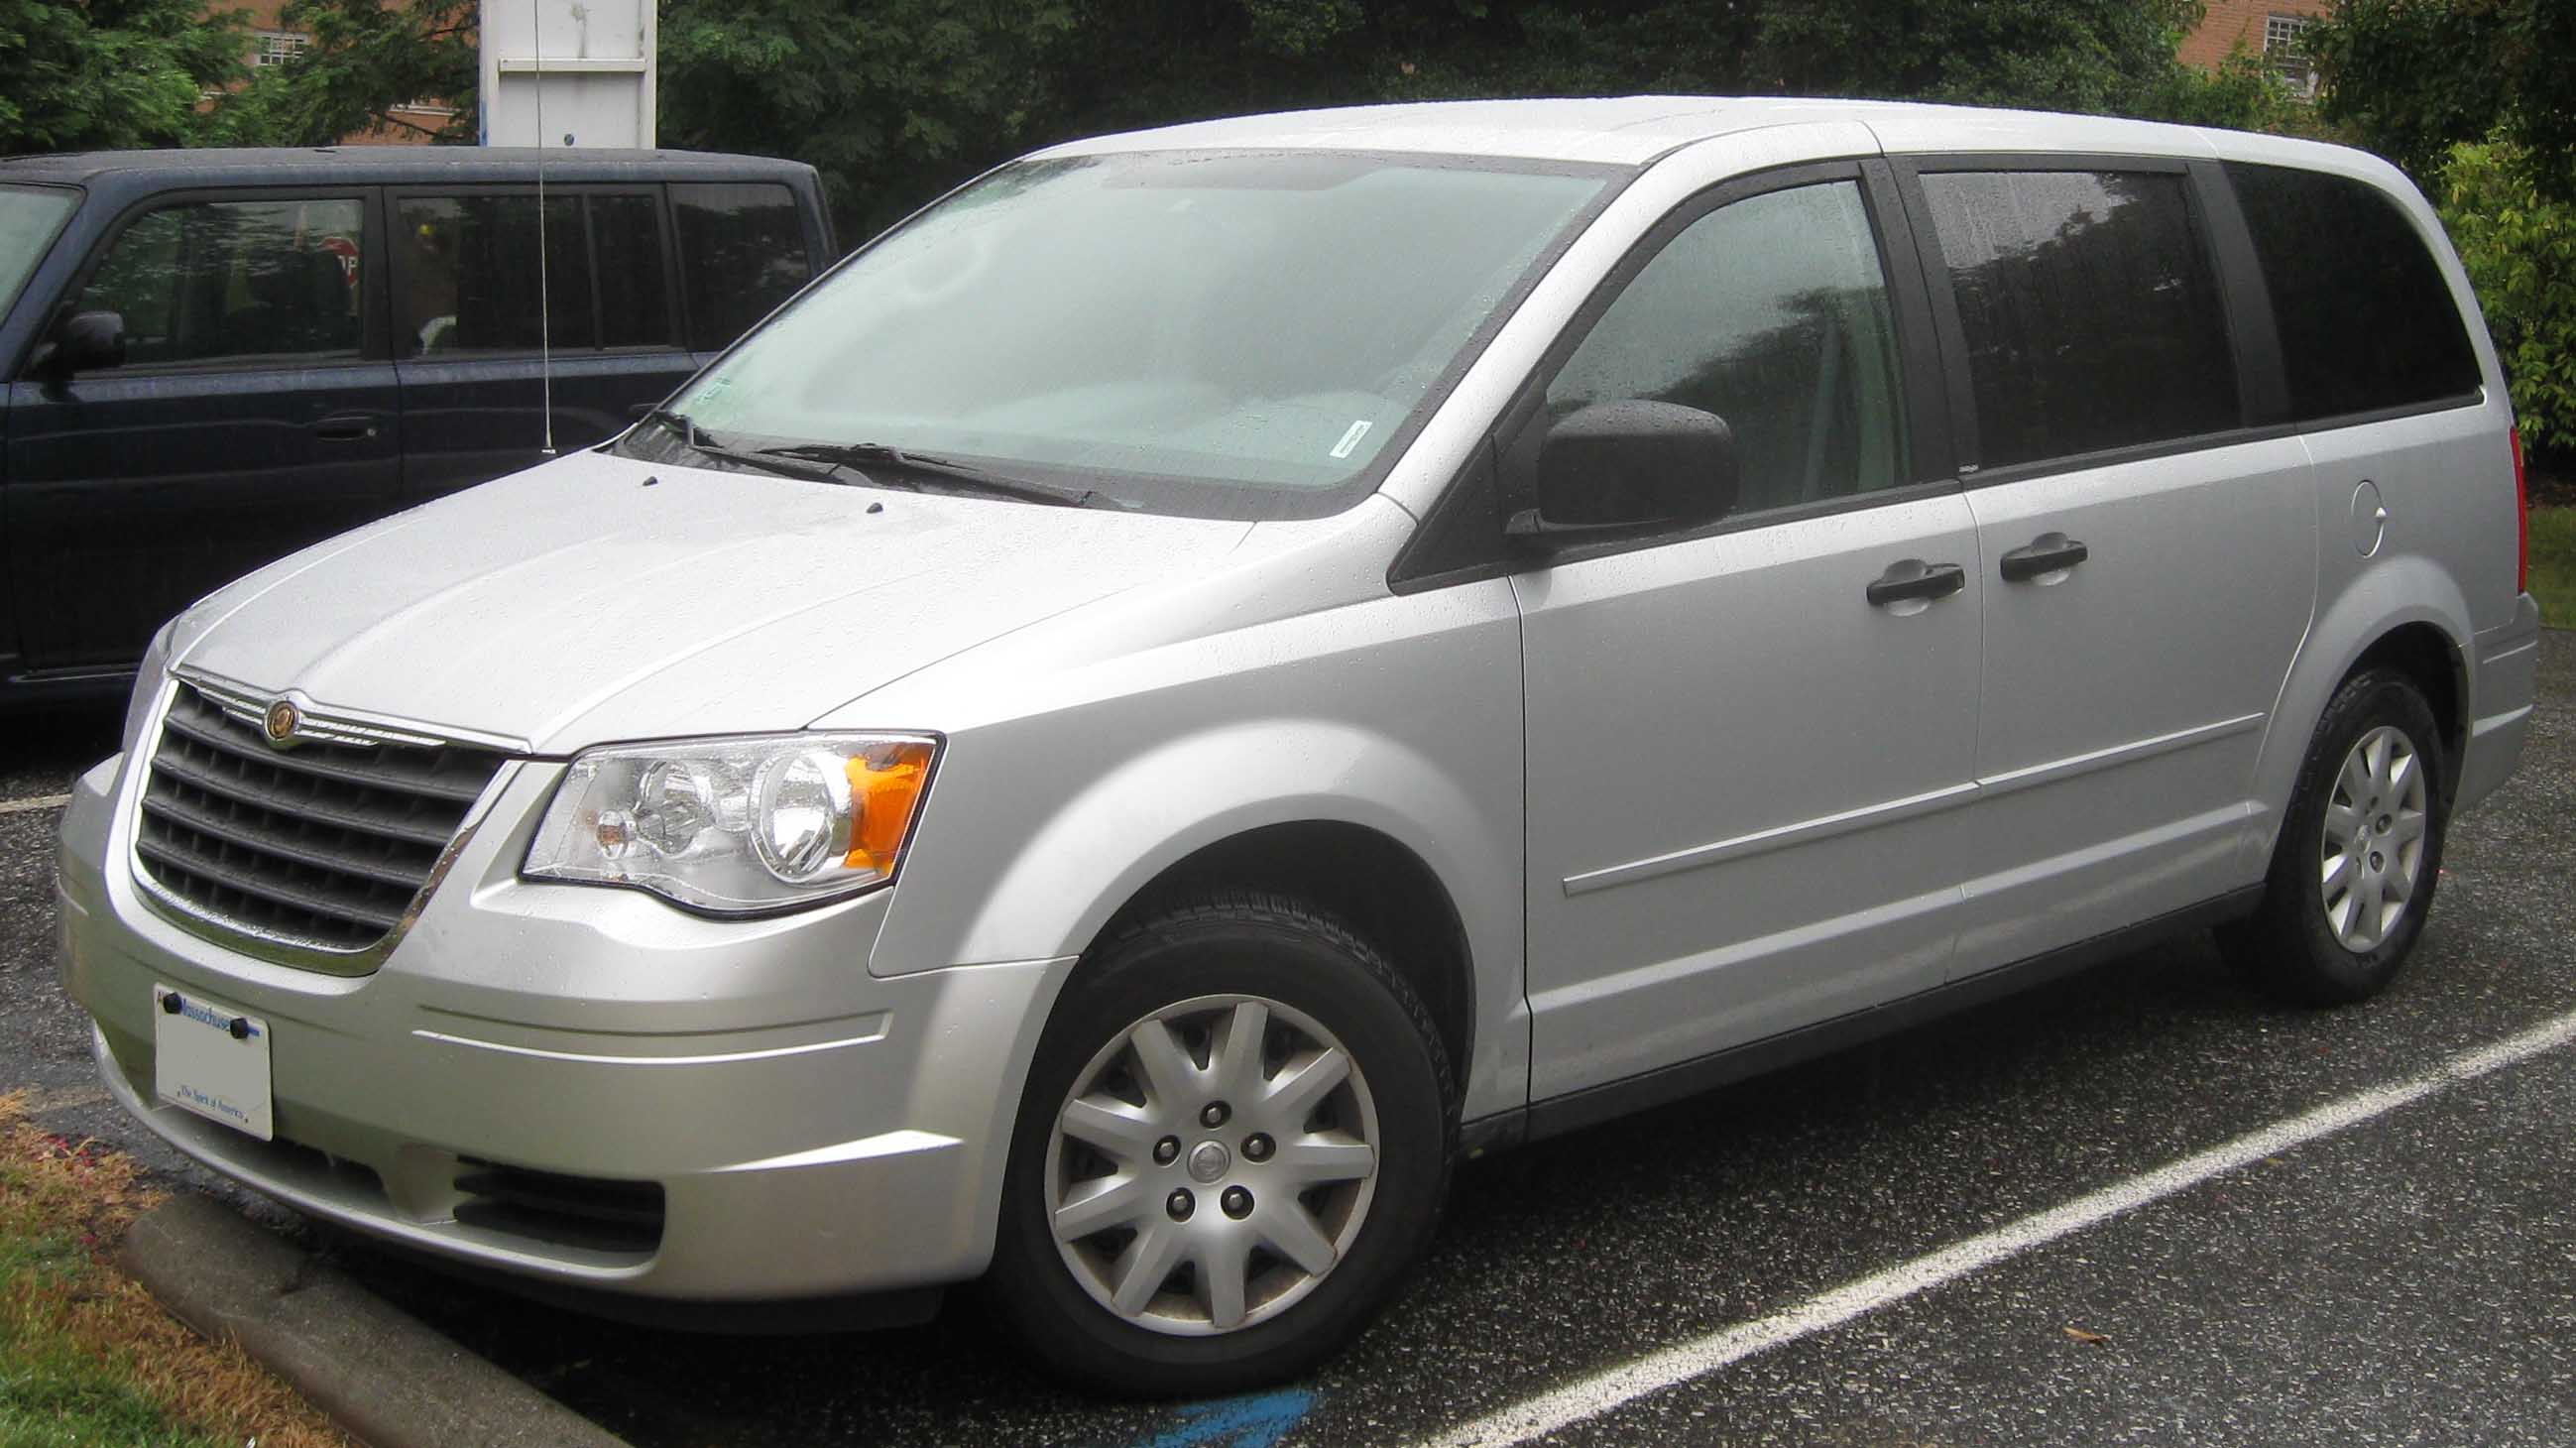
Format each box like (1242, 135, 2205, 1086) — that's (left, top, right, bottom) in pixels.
(2527, 506, 2576, 628)
(2140, 45, 2310, 136)
(2440, 137, 2576, 453)
(2311, 0, 2576, 204)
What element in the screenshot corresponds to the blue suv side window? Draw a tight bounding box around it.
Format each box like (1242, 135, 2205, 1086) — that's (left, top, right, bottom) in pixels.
(395, 191, 672, 355)
(672, 182, 813, 350)
(83, 197, 365, 366)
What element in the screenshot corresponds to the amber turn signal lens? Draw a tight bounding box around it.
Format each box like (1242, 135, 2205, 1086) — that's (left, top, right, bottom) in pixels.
(845, 740, 936, 876)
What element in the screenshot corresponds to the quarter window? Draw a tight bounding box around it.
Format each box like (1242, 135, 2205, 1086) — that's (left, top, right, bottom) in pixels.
(671, 182, 814, 350)
(1545, 181, 1911, 518)
(2224, 163, 2481, 423)
(81, 197, 365, 366)
(1921, 170, 2238, 470)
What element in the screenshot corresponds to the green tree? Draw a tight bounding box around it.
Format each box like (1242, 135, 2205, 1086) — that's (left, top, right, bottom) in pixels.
(208, 0, 477, 146)
(0, 0, 248, 153)
(657, 0, 1075, 235)
(218, 0, 2307, 235)
(2308, 0, 2576, 198)
(1039, 0, 2244, 131)
(2440, 137, 2576, 451)
(1747, 0, 2200, 113)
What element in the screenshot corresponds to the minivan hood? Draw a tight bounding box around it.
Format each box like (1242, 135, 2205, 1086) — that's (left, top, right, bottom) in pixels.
(170, 450, 1253, 751)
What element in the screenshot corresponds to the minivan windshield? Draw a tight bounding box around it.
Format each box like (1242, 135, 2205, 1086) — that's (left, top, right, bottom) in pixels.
(0, 184, 76, 322)
(625, 151, 1614, 517)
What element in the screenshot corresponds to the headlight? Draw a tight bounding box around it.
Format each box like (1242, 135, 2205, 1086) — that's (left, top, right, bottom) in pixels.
(525, 733, 938, 913)
(122, 622, 176, 754)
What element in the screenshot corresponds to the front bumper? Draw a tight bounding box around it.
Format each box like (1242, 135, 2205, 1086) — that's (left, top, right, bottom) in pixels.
(58, 747, 1073, 1300)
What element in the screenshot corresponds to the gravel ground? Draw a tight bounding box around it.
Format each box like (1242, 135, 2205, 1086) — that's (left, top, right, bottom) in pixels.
(2, 632, 2568, 1448)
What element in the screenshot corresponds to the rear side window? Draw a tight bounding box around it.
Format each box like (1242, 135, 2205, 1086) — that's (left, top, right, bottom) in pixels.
(672, 182, 812, 350)
(82, 197, 365, 366)
(2225, 163, 2481, 422)
(396, 191, 671, 355)
(1921, 171, 2238, 470)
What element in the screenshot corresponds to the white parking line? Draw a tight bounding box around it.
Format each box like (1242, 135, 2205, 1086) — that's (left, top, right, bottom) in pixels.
(0, 793, 70, 815)
(1424, 1005, 2576, 1448)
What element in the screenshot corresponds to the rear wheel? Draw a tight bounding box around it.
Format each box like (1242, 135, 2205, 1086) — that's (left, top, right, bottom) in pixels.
(2219, 667, 2448, 1004)
(988, 892, 1452, 1395)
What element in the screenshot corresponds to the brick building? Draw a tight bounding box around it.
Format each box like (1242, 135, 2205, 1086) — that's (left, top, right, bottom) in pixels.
(234, 0, 459, 143)
(2179, 0, 2335, 97)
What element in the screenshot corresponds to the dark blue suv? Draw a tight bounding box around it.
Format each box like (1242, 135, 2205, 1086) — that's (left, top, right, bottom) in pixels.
(0, 147, 832, 707)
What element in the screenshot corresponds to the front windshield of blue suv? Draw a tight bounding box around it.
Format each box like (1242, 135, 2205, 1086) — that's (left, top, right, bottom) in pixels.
(630, 151, 1614, 518)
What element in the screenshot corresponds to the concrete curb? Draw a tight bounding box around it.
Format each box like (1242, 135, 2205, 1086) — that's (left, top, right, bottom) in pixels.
(120, 1193, 632, 1448)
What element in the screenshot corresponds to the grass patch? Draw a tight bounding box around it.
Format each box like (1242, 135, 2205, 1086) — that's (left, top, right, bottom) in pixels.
(2531, 506, 2576, 629)
(0, 1093, 350, 1448)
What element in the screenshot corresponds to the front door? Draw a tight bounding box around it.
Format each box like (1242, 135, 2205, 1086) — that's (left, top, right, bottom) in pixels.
(1516, 171, 1983, 1103)
(3, 190, 401, 674)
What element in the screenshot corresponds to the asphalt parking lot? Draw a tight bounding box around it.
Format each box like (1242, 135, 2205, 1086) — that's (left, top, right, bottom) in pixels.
(5, 633, 2571, 1448)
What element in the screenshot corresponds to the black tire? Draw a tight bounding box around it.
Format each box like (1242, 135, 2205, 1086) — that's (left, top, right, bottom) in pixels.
(986, 891, 1454, 1396)
(2218, 667, 2449, 1005)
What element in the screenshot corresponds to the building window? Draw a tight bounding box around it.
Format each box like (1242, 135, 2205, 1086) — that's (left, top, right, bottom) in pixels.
(254, 32, 310, 67)
(2266, 14, 2320, 97)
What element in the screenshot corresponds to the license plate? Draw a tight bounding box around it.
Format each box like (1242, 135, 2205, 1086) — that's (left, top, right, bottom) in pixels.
(152, 984, 273, 1142)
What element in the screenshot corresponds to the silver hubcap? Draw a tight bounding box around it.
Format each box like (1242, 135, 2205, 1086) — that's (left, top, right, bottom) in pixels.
(1045, 994, 1379, 1336)
(2320, 724, 2429, 953)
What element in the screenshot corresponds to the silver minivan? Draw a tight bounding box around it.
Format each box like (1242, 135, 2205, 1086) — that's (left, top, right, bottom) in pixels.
(59, 98, 2540, 1394)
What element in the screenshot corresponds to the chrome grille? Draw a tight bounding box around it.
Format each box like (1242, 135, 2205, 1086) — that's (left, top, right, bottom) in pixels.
(136, 683, 508, 954)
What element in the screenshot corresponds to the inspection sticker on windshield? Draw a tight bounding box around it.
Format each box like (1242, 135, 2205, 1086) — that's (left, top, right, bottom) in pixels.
(152, 984, 273, 1141)
(1330, 420, 1373, 460)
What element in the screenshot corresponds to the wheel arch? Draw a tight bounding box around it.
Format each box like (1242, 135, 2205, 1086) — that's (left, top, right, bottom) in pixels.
(1089, 820, 1477, 1104)
(869, 717, 1527, 1123)
(2252, 561, 2473, 868)
(2348, 621, 2467, 789)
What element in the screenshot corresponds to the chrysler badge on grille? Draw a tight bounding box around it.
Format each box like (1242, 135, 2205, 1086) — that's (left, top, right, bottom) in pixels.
(263, 699, 301, 747)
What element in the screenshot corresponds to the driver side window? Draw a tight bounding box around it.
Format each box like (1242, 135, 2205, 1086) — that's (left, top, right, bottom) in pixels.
(1548, 181, 1910, 517)
(81, 197, 365, 367)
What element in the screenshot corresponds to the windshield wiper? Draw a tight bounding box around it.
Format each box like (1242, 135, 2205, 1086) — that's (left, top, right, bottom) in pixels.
(757, 441, 1101, 509)
(632, 415, 851, 485)
(639, 406, 727, 452)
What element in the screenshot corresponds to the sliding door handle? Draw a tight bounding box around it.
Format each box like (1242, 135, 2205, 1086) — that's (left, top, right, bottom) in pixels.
(2000, 535, 2089, 582)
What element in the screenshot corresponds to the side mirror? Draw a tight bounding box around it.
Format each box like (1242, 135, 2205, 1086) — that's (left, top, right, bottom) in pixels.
(38, 309, 126, 375)
(1506, 400, 1738, 549)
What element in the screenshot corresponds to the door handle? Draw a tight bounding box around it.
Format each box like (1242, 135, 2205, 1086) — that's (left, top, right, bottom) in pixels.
(310, 414, 379, 442)
(1866, 560, 1967, 607)
(2000, 535, 2089, 582)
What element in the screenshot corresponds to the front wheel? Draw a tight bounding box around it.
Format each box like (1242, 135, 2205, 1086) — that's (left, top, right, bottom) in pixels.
(2219, 667, 2449, 1004)
(987, 893, 1453, 1395)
